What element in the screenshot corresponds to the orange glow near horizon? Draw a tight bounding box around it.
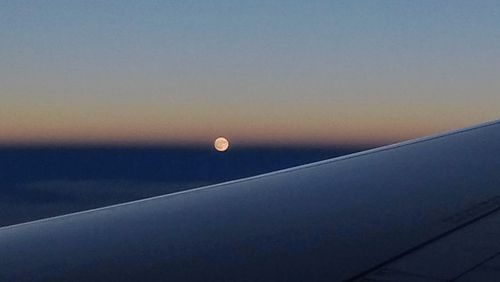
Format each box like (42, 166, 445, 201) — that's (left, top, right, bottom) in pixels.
(1, 107, 495, 147)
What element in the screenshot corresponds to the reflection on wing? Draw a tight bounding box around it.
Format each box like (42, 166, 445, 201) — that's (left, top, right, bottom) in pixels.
(355, 198, 500, 281)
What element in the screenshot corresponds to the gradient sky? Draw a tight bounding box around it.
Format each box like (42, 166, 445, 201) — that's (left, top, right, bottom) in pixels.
(1, 1, 499, 146)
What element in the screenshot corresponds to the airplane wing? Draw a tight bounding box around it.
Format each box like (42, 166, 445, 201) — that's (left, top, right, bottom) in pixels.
(1, 120, 499, 281)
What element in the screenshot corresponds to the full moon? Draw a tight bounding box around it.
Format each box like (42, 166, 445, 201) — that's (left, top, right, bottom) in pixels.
(214, 137, 229, 152)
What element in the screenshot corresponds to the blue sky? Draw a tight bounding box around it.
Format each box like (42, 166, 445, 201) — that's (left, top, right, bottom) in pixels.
(1, 1, 499, 145)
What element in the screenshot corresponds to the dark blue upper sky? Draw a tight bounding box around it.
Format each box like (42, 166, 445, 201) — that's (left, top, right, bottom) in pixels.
(1, 1, 499, 145)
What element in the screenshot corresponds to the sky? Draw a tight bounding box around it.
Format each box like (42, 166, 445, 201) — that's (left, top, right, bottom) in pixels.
(1, 1, 499, 146)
